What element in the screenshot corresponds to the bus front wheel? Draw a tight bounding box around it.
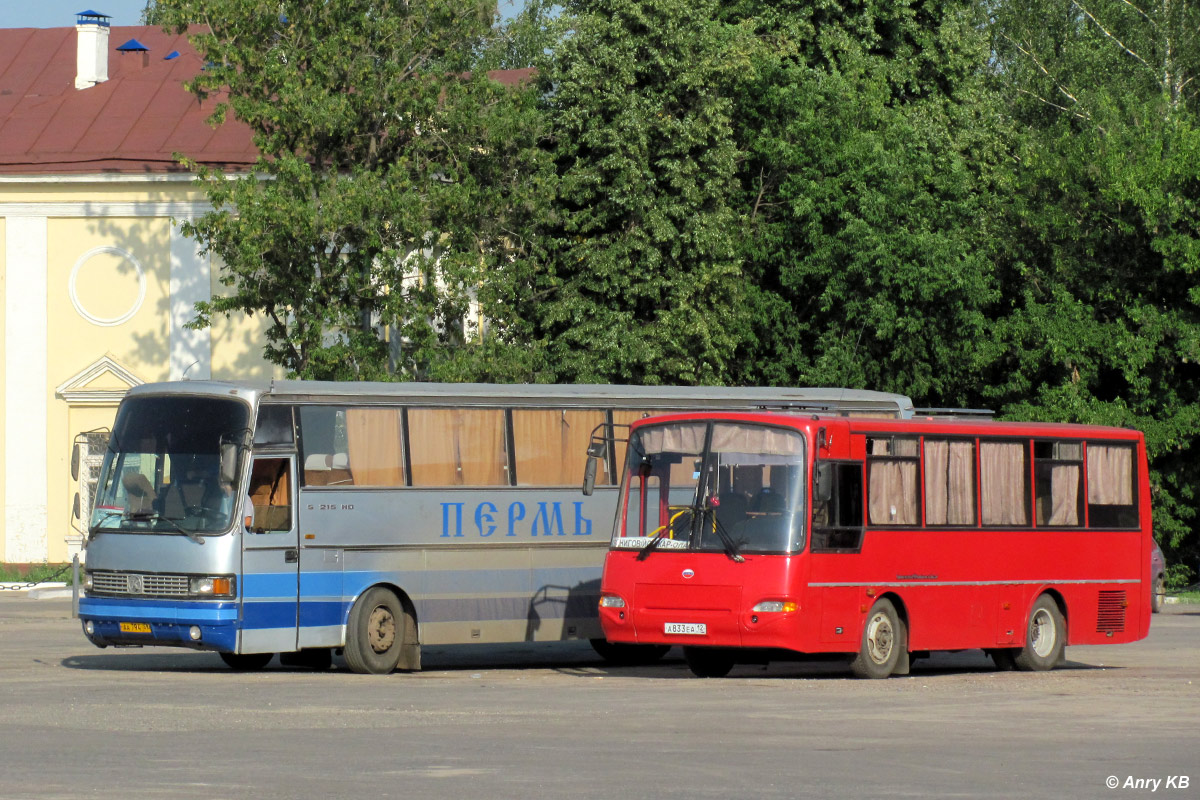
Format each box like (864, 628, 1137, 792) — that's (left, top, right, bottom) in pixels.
(219, 652, 273, 671)
(590, 639, 670, 666)
(851, 599, 906, 679)
(683, 647, 735, 678)
(1014, 595, 1064, 671)
(345, 587, 409, 675)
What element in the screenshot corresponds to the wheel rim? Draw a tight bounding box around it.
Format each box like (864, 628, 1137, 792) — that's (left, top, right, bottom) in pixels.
(1029, 608, 1056, 657)
(367, 604, 397, 654)
(865, 612, 894, 665)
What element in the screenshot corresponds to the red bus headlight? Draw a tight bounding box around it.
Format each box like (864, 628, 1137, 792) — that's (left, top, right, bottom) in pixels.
(751, 601, 797, 613)
(599, 595, 626, 609)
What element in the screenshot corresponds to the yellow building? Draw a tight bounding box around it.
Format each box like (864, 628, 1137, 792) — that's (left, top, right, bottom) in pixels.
(0, 13, 280, 564)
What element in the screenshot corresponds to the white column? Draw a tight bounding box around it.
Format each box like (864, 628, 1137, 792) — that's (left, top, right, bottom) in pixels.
(169, 221, 212, 380)
(5, 216, 49, 562)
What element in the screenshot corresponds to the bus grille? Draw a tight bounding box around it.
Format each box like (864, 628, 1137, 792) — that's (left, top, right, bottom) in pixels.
(1096, 590, 1126, 633)
(91, 571, 189, 597)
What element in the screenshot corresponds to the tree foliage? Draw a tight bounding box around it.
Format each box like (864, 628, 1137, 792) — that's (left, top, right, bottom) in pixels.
(159, 0, 549, 380)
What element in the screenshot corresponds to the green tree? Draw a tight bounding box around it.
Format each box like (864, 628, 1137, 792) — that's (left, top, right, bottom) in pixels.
(719, 0, 1012, 404)
(157, 0, 550, 380)
(987, 0, 1200, 574)
(524, 0, 750, 385)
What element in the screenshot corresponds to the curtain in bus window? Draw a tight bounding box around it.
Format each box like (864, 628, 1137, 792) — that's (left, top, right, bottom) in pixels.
(345, 408, 406, 486)
(980, 441, 1029, 525)
(1087, 444, 1134, 506)
(1046, 463, 1081, 525)
(924, 440, 976, 526)
(637, 422, 707, 455)
(867, 460, 918, 525)
(408, 408, 508, 486)
(512, 409, 607, 486)
(710, 424, 804, 456)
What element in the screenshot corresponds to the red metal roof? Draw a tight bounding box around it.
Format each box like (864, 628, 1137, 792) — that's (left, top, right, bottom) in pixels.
(0, 24, 535, 176)
(0, 25, 256, 174)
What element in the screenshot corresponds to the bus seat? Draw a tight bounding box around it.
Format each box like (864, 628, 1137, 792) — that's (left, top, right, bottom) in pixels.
(304, 453, 332, 486)
(121, 472, 155, 515)
(327, 452, 353, 485)
(161, 455, 218, 520)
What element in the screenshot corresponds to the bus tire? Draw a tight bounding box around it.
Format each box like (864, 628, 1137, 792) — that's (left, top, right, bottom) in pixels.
(345, 587, 408, 675)
(219, 652, 273, 671)
(590, 639, 670, 665)
(850, 599, 906, 679)
(683, 647, 735, 678)
(1014, 595, 1065, 671)
(1151, 574, 1164, 614)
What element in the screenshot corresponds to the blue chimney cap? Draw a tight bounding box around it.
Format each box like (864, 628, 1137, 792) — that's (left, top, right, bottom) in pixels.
(116, 38, 149, 52)
(164, 50, 180, 61)
(76, 10, 112, 26)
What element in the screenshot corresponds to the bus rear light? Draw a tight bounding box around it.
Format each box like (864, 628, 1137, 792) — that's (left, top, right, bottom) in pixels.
(751, 601, 798, 613)
(599, 595, 626, 609)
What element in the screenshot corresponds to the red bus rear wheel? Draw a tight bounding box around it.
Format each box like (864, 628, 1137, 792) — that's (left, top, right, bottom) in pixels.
(1014, 595, 1065, 671)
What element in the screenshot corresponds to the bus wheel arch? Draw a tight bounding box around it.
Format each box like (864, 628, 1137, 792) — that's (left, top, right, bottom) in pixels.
(1014, 592, 1066, 671)
(850, 597, 908, 679)
(344, 584, 420, 674)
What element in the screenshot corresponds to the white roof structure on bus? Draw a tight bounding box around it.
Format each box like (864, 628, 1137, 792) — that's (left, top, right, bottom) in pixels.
(127, 380, 915, 416)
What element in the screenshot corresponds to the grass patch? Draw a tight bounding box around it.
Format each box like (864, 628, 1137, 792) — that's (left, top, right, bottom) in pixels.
(1169, 590, 1200, 604)
(0, 563, 74, 584)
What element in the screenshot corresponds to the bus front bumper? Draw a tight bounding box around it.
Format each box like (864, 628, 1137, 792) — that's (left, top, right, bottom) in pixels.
(78, 596, 239, 652)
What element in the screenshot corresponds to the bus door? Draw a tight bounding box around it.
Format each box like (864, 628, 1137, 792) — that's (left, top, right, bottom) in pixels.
(240, 454, 299, 653)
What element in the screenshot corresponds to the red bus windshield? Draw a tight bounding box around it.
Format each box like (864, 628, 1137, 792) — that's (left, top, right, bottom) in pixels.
(616, 421, 808, 555)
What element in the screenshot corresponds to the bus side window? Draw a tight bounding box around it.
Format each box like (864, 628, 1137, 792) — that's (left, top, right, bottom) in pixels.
(811, 462, 864, 553)
(248, 458, 292, 532)
(1086, 442, 1138, 528)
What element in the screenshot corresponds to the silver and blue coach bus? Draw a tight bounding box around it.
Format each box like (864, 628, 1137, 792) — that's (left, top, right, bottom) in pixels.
(76, 381, 913, 673)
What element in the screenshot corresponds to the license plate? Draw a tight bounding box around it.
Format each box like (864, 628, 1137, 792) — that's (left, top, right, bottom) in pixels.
(119, 622, 151, 634)
(664, 622, 706, 635)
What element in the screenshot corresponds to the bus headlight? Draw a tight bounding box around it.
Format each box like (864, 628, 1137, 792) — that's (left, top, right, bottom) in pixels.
(189, 576, 235, 598)
(83, 572, 93, 592)
(599, 595, 626, 608)
(751, 601, 797, 613)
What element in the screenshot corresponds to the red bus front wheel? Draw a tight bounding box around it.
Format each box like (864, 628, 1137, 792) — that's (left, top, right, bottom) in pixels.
(851, 599, 907, 679)
(683, 647, 735, 678)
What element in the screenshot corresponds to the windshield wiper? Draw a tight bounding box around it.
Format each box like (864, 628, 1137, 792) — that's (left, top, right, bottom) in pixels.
(636, 507, 693, 561)
(704, 504, 745, 563)
(120, 511, 206, 545)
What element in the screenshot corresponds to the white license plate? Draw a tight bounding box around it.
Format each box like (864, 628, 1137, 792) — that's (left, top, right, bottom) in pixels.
(664, 622, 706, 635)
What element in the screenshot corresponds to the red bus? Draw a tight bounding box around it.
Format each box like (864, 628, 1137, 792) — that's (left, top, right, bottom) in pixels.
(593, 412, 1152, 678)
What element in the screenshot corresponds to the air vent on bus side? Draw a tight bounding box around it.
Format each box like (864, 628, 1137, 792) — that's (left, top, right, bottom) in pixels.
(1096, 590, 1127, 634)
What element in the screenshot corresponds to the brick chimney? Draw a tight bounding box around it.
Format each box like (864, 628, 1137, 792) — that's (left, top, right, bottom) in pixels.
(75, 10, 111, 90)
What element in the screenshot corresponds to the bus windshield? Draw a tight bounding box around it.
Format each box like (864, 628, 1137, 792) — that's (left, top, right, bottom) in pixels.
(90, 396, 250, 535)
(619, 421, 807, 554)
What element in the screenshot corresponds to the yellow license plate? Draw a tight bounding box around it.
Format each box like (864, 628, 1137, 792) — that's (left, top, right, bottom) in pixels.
(119, 622, 151, 634)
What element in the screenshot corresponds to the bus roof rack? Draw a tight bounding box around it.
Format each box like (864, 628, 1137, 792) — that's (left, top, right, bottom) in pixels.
(912, 407, 995, 418)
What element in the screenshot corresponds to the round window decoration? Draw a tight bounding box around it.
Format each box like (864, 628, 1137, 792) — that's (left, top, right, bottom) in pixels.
(69, 246, 147, 327)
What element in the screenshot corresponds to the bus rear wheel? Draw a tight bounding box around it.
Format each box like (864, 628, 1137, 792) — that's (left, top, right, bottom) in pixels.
(345, 587, 409, 675)
(1014, 595, 1065, 671)
(219, 652, 273, 671)
(851, 599, 906, 679)
(683, 647, 735, 678)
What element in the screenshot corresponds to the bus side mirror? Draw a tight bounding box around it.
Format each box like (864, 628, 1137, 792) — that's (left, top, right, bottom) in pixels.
(814, 462, 833, 505)
(219, 442, 238, 487)
(582, 441, 607, 497)
(73, 493, 81, 520)
(71, 443, 81, 482)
